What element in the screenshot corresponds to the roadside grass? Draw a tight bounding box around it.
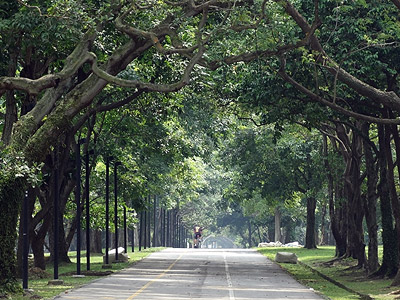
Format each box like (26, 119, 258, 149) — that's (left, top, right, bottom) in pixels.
(258, 246, 400, 300)
(10, 247, 165, 300)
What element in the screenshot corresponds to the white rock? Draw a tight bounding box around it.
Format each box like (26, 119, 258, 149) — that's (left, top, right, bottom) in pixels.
(103, 247, 129, 263)
(258, 241, 283, 247)
(284, 242, 302, 247)
(275, 252, 298, 264)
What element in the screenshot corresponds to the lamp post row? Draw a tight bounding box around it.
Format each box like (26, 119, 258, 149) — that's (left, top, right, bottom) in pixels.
(22, 142, 188, 290)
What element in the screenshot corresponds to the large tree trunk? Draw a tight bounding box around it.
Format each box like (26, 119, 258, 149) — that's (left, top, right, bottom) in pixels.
(390, 120, 400, 285)
(373, 124, 398, 278)
(336, 123, 366, 267)
(90, 230, 103, 254)
(305, 197, 317, 249)
(0, 177, 25, 287)
(361, 123, 379, 274)
(323, 134, 347, 257)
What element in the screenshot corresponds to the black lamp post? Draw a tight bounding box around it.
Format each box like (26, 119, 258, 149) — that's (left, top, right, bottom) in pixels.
(75, 138, 85, 275)
(124, 205, 127, 253)
(139, 211, 143, 251)
(22, 191, 29, 290)
(104, 156, 113, 266)
(131, 199, 135, 253)
(114, 161, 122, 261)
(51, 146, 62, 284)
(85, 149, 94, 270)
(153, 196, 157, 247)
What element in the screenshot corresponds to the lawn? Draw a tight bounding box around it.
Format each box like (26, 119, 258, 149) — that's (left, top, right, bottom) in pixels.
(10, 247, 165, 300)
(258, 246, 400, 300)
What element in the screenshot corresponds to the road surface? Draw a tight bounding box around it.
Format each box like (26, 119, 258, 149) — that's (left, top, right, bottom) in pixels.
(55, 248, 325, 300)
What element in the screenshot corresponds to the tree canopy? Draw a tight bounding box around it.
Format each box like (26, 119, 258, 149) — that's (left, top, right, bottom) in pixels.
(2, 0, 400, 293)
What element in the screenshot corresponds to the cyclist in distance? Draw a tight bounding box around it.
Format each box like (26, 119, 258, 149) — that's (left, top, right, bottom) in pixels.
(193, 225, 203, 248)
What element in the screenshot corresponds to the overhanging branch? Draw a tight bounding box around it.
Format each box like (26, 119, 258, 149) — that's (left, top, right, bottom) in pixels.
(276, 0, 400, 114)
(89, 44, 205, 92)
(278, 56, 400, 125)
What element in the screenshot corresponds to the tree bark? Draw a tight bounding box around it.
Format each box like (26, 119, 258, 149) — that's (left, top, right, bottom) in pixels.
(248, 218, 252, 248)
(390, 119, 400, 285)
(384, 122, 400, 260)
(0, 177, 25, 287)
(90, 230, 103, 254)
(374, 124, 398, 278)
(319, 199, 328, 246)
(305, 197, 317, 249)
(361, 123, 379, 274)
(336, 123, 366, 267)
(1, 53, 18, 145)
(274, 207, 281, 243)
(323, 134, 347, 257)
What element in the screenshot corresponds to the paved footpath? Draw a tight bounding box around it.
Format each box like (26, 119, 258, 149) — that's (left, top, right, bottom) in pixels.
(55, 248, 326, 300)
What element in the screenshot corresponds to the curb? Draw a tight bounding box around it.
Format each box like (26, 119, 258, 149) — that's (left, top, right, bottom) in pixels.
(297, 260, 373, 300)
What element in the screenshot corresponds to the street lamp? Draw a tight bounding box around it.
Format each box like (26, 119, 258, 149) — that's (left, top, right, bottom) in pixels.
(104, 156, 113, 267)
(75, 138, 85, 276)
(124, 204, 127, 254)
(85, 149, 94, 271)
(114, 161, 122, 261)
(22, 191, 29, 290)
(49, 145, 63, 285)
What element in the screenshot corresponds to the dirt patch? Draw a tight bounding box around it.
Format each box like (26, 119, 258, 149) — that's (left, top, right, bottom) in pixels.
(29, 267, 51, 279)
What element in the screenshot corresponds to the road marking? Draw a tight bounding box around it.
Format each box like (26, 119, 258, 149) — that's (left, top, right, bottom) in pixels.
(126, 254, 183, 300)
(223, 253, 235, 300)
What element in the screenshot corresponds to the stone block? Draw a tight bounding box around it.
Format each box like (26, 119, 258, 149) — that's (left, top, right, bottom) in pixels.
(275, 252, 298, 264)
(103, 247, 129, 263)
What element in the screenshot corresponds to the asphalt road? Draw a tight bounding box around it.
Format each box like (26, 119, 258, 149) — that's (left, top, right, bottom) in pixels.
(55, 248, 326, 300)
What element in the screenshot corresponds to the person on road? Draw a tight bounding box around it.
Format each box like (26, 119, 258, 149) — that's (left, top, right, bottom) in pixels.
(193, 225, 203, 248)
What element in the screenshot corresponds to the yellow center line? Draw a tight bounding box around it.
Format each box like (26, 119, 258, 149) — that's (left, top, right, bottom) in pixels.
(126, 254, 183, 300)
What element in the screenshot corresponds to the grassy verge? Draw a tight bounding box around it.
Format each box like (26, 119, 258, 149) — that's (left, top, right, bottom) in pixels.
(258, 246, 400, 300)
(10, 247, 165, 300)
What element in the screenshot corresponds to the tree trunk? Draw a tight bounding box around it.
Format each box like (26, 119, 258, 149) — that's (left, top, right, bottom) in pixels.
(385, 125, 400, 260)
(284, 219, 296, 244)
(248, 219, 252, 248)
(374, 124, 398, 277)
(31, 235, 46, 270)
(362, 123, 379, 274)
(90, 230, 103, 254)
(1, 53, 18, 145)
(274, 207, 281, 243)
(319, 199, 328, 245)
(305, 197, 317, 249)
(325, 135, 347, 257)
(336, 123, 366, 267)
(0, 177, 25, 287)
(390, 119, 400, 285)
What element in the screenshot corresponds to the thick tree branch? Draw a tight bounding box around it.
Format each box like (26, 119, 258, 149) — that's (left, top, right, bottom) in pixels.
(0, 31, 96, 96)
(206, 14, 321, 70)
(278, 56, 400, 124)
(89, 43, 205, 92)
(391, 0, 400, 10)
(276, 0, 400, 113)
